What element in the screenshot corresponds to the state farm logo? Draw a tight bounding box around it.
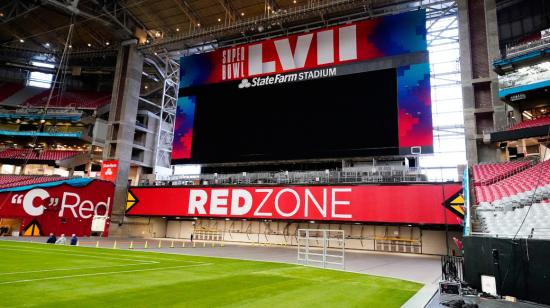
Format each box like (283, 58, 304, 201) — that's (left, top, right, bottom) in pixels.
(11, 188, 110, 219)
(238, 78, 251, 89)
(238, 68, 336, 89)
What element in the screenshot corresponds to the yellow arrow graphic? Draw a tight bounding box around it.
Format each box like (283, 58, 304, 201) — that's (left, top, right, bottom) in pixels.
(126, 190, 138, 212)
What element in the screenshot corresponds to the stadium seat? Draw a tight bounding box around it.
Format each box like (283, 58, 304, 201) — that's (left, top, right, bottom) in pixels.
(474, 160, 550, 205)
(471, 161, 531, 186)
(0, 175, 68, 189)
(0, 149, 81, 161)
(24, 90, 111, 110)
(0, 82, 24, 101)
(507, 116, 550, 131)
(477, 202, 550, 239)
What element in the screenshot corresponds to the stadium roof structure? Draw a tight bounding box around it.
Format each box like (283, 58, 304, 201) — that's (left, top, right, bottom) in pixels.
(0, 0, 458, 58)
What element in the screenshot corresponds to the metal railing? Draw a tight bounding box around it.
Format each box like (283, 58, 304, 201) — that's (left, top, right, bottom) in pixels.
(470, 229, 550, 240)
(496, 36, 550, 60)
(441, 255, 464, 282)
(148, 167, 428, 186)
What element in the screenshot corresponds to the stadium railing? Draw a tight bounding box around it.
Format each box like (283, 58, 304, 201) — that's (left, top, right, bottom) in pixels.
(150, 167, 429, 186)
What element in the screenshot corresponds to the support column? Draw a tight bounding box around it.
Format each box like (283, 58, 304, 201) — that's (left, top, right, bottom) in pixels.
(458, 0, 501, 164)
(104, 42, 143, 235)
(85, 162, 92, 175)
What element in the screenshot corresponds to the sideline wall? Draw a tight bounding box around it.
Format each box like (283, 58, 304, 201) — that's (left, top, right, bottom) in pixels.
(153, 218, 462, 256)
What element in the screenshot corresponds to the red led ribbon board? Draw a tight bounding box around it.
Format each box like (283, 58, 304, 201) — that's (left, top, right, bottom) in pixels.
(127, 184, 462, 225)
(0, 180, 114, 236)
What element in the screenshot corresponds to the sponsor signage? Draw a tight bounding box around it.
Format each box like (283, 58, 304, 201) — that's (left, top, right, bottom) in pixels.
(126, 184, 462, 225)
(510, 93, 527, 101)
(0, 180, 114, 236)
(100, 160, 118, 182)
(173, 10, 434, 161)
(180, 10, 427, 89)
(237, 68, 337, 89)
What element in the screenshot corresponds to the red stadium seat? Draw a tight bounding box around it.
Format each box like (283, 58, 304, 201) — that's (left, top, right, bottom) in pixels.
(24, 90, 110, 110)
(507, 116, 550, 131)
(0, 82, 24, 101)
(471, 161, 531, 186)
(0, 175, 68, 189)
(0, 149, 81, 161)
(474, 160, 550, 204)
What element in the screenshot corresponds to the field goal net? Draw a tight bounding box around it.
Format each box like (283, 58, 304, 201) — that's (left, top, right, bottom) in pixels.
(297, 229, 345, 269)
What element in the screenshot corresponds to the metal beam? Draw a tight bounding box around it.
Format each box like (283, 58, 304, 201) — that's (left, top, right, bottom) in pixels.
(217, 0, 237, 22)
(41, 0, 150, 40)
(0, 0, 42, 25)
(173, 1, 202, 26)
(143, 0, 458, 53)
(93, 1, 151, 40)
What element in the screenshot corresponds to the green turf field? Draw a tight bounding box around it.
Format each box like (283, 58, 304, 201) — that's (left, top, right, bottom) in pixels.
(0, 241, 421, 307)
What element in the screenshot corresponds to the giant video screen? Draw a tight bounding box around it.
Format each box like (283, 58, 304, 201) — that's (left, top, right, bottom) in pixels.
(183, 69, 396, 163)
(172, 10, 433, 164)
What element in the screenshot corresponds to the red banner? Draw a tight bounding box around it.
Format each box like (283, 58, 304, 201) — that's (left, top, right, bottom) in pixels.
(100, 160, 118, 182)
(0, 180, 114, 237)
(127, 184, 462, 225)
(180, 11, 427, 88)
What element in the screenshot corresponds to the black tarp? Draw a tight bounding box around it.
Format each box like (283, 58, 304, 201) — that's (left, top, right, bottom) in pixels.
(463, 236, 550, 305)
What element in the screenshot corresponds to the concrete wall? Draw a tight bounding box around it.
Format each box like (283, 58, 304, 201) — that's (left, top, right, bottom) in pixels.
(115, 217, 167, 238)
(152, 218, 460, 256)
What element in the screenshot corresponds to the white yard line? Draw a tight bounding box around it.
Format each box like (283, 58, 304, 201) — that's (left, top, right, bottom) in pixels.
(0, 247, 159, 264)
(0, 263, 157, 275)
(0, 243, 199, 262)
(0, 263, 212, 285)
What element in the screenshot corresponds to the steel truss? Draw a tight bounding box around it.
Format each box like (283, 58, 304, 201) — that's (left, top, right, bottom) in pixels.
(0, 0, 151, 54)
(144, 0, 459, 54)
(421, 1, 466, 180)
(153, 57, 180, 173)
